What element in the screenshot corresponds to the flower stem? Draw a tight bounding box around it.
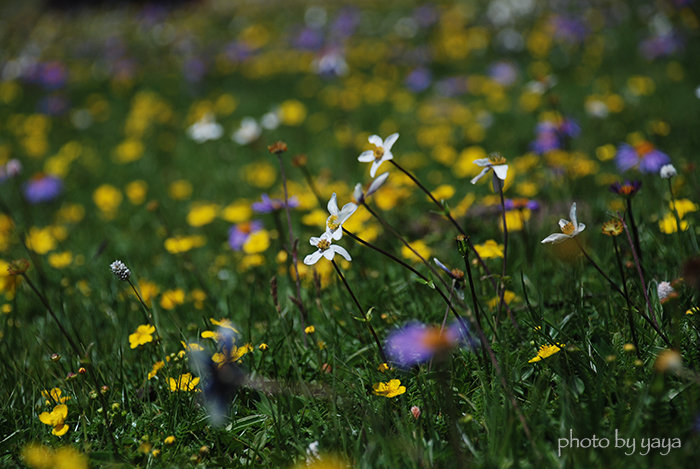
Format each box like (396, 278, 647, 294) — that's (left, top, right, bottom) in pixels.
(330, 259, 387, 363)
(573, 238, 624, 297)
(612, 236, 640, 357)
(497, 186, 509, 322)
(625, 198, 644, 268)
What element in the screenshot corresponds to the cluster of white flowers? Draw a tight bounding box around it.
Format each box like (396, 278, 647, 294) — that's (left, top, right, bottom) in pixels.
(303, 193, 357, 265)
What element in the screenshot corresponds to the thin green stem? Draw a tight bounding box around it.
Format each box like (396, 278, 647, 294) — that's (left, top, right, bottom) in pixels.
(573, 238, 624, 297)
(612, 236, 640, 357)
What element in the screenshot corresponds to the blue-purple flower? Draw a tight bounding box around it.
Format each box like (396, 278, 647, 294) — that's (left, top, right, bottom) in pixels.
(609, 180, 641, 198)
(252, 194, 299, 213)
(615, 142, 671, 173)
(228, 221, 263, 251)
(530, 118, 580, 154)
(386, 321, 475, 368)
(24, 174, 62, 204)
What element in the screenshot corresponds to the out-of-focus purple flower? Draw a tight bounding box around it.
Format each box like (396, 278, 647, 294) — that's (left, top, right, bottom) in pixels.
(313, 47, 348, 77)
(330, 7, 360, 39)
(551, 15, 588, 44)
(413, 4, 438, 28)
(40, 62, 68, 89)
(252, 194, 299, 213)
(386, 321, 476, 368)
(228, 220, 263, 251)
(38, 94, 69, 116)
(224, 41, 253, 63)
(488, 61, 518, 87)
(294, 27, 324, 51)
(640, 34, 681, 61)
(405, 67, 432, 92)
(530, 118, 580, 154)
(184, 57, 206, 83)
(504, 198, 540, 212)
(24, 174, 63, 204)
(615, 142, 671, 173)
(609, 180, 642, 197)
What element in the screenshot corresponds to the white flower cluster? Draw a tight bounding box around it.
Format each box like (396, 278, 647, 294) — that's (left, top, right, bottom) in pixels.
(110, 260, 131, 281)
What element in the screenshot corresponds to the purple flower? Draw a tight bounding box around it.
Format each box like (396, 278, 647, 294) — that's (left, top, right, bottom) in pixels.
(609, 180, 642, 197)
(386, 321, 475, 368)
(405, 67, 432, 92)
(228, 220, 263, 251)
(530, 118, 580, 154)
(551, 15, 588, 44)
(293, 27, 324, 51)
(252, 194, 299, 213)
(615, 142, 671, 173)
(504, 198, 540, 212)
(639, 34, 681, 61)
(488, 61, 518, 87)
(24, 174, 62, 204)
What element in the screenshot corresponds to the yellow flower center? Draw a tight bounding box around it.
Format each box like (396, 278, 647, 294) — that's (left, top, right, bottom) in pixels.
(373, 146, 384, 160)
(561, 221, 576, 235)
(488, 153, 507, 165)
(317, 239, 331, 250)
(327, 215, 340, 231)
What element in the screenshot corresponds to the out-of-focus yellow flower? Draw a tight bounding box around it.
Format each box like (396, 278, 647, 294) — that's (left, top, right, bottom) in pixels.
(240, 254, 265, 269)
(488, 291, 517, 309)
(304, 325, 315, 334)
(126, 180, 148, 205)
(93, 184, 122, 219)
(187, 203, 219, 227)
(220, 201, 252, 223)
(168, 180, 193, 200)
(669, 199, 698, 218)
(22, 444, 88, 469)
(135, 280, 159, 306)
(169, 373, 200, 392)
(55, 204, 84, 224)
(48, 252, 73, 269)
(129, 324, 155, 349)
(401, 240, 431, 263)
(242, 230, 270, 254)
(302, 209, 327, 226)
(148, 360, 165, 380)
(430, 184, 455, 201)
(658, 213, 688, 234)
(164, 235, 206, 254)
(474, 240, 504, 259)
(114, 138, 144, 163)
(453, 146, 488, 178)
(279, 99, 307, 126)
(164, 435, 176, 445)
(41, 388, 70, 405)
(160, 289, 185, 310)
(26, 227, 57, 254)
(243, 162, 276, 188)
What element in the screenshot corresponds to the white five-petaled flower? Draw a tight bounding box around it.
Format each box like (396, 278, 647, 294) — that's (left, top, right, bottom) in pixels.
(352, 172, 389, 205)
(358, 133, 399, 177)
(187, 113, 223, 143)
(471, 153, 509, 185)
(304, 232, 352, 265)
(541, 202, 586, 244)
(326, 193, 357, 240)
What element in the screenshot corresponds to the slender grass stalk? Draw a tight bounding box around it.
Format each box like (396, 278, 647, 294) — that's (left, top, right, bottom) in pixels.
(497, 185, 509, 322)
(572, 238, 624, 297)
(611, 236, 640, 357)
(330, 259, 387, 363)
(625, 198, 644, 270)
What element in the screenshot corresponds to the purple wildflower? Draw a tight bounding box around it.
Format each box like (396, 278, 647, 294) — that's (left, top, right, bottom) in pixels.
(228, 221, 264, 251)
(609, 180, 641, 197)
(252, 194, 299, 214)
(488, 61, 518, 87)
(615, 142, 671, 173)
(639, 34, 681, 61)
(504, 198, 540, 212)
(530, 118, 580, 154)
(405, 67, 432, 92)
(24, 174, 62, 204)
(386, 321, 475, 368)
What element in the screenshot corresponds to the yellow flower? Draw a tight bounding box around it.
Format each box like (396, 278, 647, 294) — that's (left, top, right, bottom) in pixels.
(22, 443, 53, 469)
(164, 435, 176, 445)
(488, 291, 517, 309)
(669, 199, 698, 218)
(148, 361, 165, 380)
(304, 325, 315, 334)
(187, 203, 219, 227)
(164, 235, 206, 254)
(160, 289, 185, 310)
(279, 99, 307, 126)
(400, 240, 431, 263)
(129, 324, 155, 349)
(38, 404, 69, 436)
(243, 162, 276, 188)
(430, 184, 455, 201)
(220, 201, 252, 223)
(377, 363, 389, 373)
(528, 344, 564, 363)
(168, 180, 193, 200)
(372, 379, 406, 398)
(169, 373, 200, 392)
(48, 252, 73, 269)
(22, 444, 88, 469)
(135, 280, 159, 306)
(41, 388, 70, 405)
(658, 213, 688, 234)
(182, 341, 204, 351)
(259, 343, 269, 351)
(210, 318, 239, 332)
(125, 180, 148, 205)
(473, 239, 504, 259)
(26, 227, 57, 254)
(114, 138, 144, 163)
(242, 230, 270, 254)
(93, 184, 122, 219)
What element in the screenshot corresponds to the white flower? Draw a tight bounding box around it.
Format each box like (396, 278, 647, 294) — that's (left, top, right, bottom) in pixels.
(541, 202, 586, 244)
(110, 260, 131, 281)
(657, 281, 674, 301)
(187, 113, 223, 143)
(303, 232, 352, 265)
(261, 110, 280, 130)
(660, 164, 677, 179)
(352, 172, 389, 205)
(325, 193, 357, 240)
(358, 133, 399, 177)
(470, 153, 509, 185)
(232, 117, 261, 145)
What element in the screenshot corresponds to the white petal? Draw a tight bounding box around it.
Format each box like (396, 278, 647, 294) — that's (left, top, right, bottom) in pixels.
(304, 251, 323, 265)
(472, 158, 491, 167)
(383, 151, 394, 162)
(338, 202, 357, 222)
(541, 233, 571, 244)
(575, 223, 586, 234)
(327, 193, 339, 216)
(309, 237, 321, 246)
(558, 219, 570, 229)
(332, 245, 352, 262)
(492, 164, 508, 180)
(358, 151, 375, 162)
(470, 167, 490, 184)
(367, 172, 389, 197)
(368, 135, 383, 147)
(323, 249, 335, 260)
(569, 203, 577, 227)
(383, 133, 399, 151)
(353, 183, 364, 202)
(370, 160, 383, 178)
(330, 228, 342, 241)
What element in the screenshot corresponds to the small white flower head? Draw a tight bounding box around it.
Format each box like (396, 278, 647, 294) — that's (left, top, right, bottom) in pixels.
(110, 260, 131, 281)
(303, 232, 352, 265)
(358, 133, 399, 177)
(187, 113, 223, 143)
(232, 117, 261, 145)
(326, 193, 357, 240)
(306, 440, 320, 462)
(470, 152, 509, 190)
(660, 164, 677, 179)
(541, 202, 586, 244)
(352, 172, 389, 205)
(657, 281, 675, 301)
